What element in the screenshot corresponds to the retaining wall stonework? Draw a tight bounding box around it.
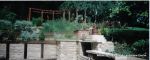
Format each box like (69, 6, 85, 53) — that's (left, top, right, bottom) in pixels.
(57, 42, 77, 60)
(0, 44, 6, 58)
(9, 44, 24, 60)
(44, 44, 57, 59)
(0, 41, 84, 60)
(27, 44, 41, 59)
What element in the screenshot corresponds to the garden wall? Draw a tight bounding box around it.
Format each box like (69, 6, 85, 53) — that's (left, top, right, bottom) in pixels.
(0, 41, 84, 60)
(0, 43, 57, 60)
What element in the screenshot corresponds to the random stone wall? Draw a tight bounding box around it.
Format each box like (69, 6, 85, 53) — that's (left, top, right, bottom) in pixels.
(44, 44, 57, 59)
(57, 42, 77, 60)
(9, 44, 24, 60)
(0, 41, 83, 60)
(0, 44, 6, 58)
(98, 41, 114, 52)
(27, 44, 41, 59)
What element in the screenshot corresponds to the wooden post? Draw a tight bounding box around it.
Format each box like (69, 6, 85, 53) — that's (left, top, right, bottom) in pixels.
(24, 43, 27, 59)
(28, 8, 31, 21)
(68, 10, 70, 21)
(63, 10, 66, 20)
(84, 9, 87, 23)
(94, 10, 97, 23)
(52, 11, 54, 20)
(6, 43, 10, 60)
(41, 43, 44, 58)
(41, 10, 44, 22)
(47, 15, 49, 20)
(76, 9, 78, 17)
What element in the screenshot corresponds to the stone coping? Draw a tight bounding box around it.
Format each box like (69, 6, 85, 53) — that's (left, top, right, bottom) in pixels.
(86, 50, 116, 58)
(56, 39, 79, 42)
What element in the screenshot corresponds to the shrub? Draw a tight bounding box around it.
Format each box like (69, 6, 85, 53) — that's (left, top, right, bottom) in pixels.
(100, 27, 148, 44)
(114, 42, 133, 55)
(32, 17, 43, 26)
(0, 20, 12, 30)
(42, 19, 91, 33)
(42, 19, 92, 39)
(132, 39, 148, 55)
(14, 20, 32, 31)
(20, 31, 31, 41)
(14, 20, 41, 41)
(19, 27, 41, 41)
(39, 31, 45, 41)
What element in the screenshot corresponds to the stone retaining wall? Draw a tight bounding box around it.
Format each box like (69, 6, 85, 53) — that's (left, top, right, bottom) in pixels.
(9, 44, 24, 60)
(0, 44, 6, 58)
(57, 42, 77, 60)
(27, 44, 41, 59)
(0, 41, 83, 60)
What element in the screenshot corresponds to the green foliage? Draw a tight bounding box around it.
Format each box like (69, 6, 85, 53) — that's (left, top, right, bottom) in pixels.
(60, 1, 114, 22)
(14, 20, 41, 41)
(99, 27, 148, 43)
(114, 42, 133, 55)
(20, 31, 31, 41)
(97, 22, 111, 36)
(39, 31, 45, 41)
(115, 39, 149, 58)
(0, 20, 12, 30)
(132, 39, 148, 55)
(14, 20, 32, 31)
(32, 17, 43, 26)
(53, 33, 76, 40)
(0, 7, 16, 23)
(20, 27, 41, 41)
(138, 11, 148, 17)
(42, 19, 92, 39)
(109, 2, 131, 18)
(109, 1, 148, 28)
(42, 19, 91, 33)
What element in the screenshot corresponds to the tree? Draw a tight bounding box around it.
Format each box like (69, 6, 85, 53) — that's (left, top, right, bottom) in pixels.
(0, 6, 16, 23)
(109, 1, 148, 28)
(59, 1, 114, 23)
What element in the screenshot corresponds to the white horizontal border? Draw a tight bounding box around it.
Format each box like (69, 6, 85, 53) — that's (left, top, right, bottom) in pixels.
(0, 0, 148, 1)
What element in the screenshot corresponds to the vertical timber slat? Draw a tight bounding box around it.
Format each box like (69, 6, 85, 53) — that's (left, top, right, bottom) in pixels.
(41, 43, 44, 58)
(28, 8, 31, 21)
(6, 43, 9, 60)
(24, 43, 27, 59)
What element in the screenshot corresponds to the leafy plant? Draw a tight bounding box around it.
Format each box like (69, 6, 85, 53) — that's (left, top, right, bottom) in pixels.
(114, 42, 133, 55)
(39, 31, 45, 41)
(20, 31, 31, 41)
(32, 17, 43, 26)
(0, 7, 16, 23)
(42, 19, 91, 33)
(14, 20, 32, 31)
(14, 20, 39, 41)
(132, 39, 148, 55)
(0, 20, 12, 30)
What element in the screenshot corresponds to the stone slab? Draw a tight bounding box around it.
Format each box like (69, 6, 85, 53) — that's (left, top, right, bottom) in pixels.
(58, 42, 77, 60)
(27, 44, 41, 59)
(43, 44, 56, 59)
(0, 44, 6, 58)
(9, 44, 24, 59)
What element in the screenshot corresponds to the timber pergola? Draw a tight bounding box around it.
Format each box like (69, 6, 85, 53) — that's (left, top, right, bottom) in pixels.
(28, 8, 71, 21)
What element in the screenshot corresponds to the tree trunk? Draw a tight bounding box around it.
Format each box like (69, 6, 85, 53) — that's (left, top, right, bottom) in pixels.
(41, 10, 44, 22)
(52, 11, 54, 20)
(63, 10, 66, 20)
(76, 9, 78, 17)
(84, 9, 87, 23)
(28, 8, 31, 21)
(94, 10, 97, 23)
(68, 10, 70, 21)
